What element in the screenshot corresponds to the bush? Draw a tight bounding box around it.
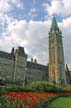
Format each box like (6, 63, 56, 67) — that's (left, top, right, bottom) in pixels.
(27, 81, 64, 92)
(0, 81, 71, 94)
(0, 85, 36, 95)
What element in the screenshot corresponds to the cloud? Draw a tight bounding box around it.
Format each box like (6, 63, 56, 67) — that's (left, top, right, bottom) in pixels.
(0, 0, 11, 12)
(28, 8, 37, 20)
(8, 0, 24, 9)
(7, 19, 51, 65)
(0, 14, 51, 65)
(0, 12, 71, 67)
(0, 0, 24, 13)
(43, 0, 71, 17)
(16, 1, 24, 9)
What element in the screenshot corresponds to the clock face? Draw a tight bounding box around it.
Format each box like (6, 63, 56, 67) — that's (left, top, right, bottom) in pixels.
(56, 30, 58, 33)
(52, 30, 60, 34)
(52, 30, 55, 34)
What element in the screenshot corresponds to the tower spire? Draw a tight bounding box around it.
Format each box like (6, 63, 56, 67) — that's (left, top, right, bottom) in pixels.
(50, 17, 59, 31)
(49, 17, 66, 86)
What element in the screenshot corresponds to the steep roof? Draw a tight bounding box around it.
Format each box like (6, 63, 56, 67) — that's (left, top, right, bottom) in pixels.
(50, 17, 59, 31)
(0, 51, 10, 59)
(27, 61, 48, 71)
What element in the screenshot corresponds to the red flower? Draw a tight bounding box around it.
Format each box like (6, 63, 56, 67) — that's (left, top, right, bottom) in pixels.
(5, 91, 71, 108)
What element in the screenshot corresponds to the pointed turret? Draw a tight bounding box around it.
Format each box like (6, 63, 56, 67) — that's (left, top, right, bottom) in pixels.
(50, 17, 59, 31)
(66, 64, 69, 71)
(10, 47, 15, 59)
(11, 47, 14, 54)
(66, 64, 70, 75)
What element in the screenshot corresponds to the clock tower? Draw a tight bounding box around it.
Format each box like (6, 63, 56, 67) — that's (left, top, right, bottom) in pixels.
(49, 17, 66, 85)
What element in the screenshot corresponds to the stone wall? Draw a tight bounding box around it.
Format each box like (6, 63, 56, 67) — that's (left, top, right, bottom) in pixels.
(0, 57, 14, 83)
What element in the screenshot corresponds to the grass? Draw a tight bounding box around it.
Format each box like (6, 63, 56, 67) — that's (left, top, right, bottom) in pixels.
(50, 97, 71, 108)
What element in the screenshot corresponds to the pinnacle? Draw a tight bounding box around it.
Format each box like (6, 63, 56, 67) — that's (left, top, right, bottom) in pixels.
(51, 17, 59, 31)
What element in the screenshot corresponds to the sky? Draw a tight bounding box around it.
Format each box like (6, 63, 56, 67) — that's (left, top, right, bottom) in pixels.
(0, 0, 71, 69)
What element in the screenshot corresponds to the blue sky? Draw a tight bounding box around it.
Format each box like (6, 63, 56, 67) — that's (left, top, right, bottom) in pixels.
(5, 0, 49, 21)
(4, 0, 64, 21)
(0, 0, 71, 69)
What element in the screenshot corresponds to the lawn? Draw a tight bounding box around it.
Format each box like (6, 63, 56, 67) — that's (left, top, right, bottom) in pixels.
(50, 97, 71, 108)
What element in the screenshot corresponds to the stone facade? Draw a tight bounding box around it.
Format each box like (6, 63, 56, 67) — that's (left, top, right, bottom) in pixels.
(0, 47, 48, 85)
(27, 61, 48, 84)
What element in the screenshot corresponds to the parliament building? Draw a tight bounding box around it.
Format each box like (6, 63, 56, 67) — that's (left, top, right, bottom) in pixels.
(0, 17, 71, 86)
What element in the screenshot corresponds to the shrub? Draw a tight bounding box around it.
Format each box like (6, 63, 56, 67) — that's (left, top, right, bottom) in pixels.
(27, 81, 64, 92)
(0, 85, 36, 95)
(0, 81, 71, 94)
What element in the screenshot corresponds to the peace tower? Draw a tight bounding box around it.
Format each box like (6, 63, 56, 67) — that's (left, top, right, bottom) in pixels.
(49, 17, 66, 85)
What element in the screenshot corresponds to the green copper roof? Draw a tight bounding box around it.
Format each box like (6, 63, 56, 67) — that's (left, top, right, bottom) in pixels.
(51, 17, 59, 31)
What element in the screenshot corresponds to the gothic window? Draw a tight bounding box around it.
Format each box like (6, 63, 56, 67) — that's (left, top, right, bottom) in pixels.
(58, 47, 60, 64)
(58, 47, 63, 64)
(52, 67, 56, 80)
(52, 37, 55, 44)
(51, 47, 55, 64)
(53, 48, 55, 64)
(57, 36, 62, 45)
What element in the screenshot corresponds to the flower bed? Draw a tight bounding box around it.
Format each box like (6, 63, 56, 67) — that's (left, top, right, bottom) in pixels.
(4, 92, 57, 108)
(0, 92, 71, 108)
